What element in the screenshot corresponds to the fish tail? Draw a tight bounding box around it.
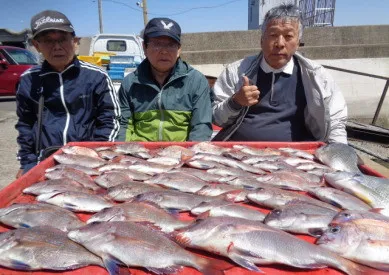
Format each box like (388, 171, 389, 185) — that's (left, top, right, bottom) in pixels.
(194, 256, 233, 275)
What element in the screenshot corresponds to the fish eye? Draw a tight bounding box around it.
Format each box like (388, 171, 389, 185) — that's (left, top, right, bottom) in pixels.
(273, 209, 281, 215)
(330, 226, 340, 233)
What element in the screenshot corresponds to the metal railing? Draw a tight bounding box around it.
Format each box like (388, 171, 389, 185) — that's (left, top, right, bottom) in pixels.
(322, 65, 389, 126)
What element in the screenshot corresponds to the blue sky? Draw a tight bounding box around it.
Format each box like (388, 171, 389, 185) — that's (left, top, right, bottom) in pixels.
(0, 0, 388, 37)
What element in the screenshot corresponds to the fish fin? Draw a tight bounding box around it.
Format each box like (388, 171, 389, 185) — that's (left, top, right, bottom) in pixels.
(11, 260, 31, 270)
(102, 255, 124, 275)
(147, 266, 182, 274)
(195, 255, 234, 275)
(229, 254, 263, 273)
(308, 228, 325, 237)
(370, 208, 385, 213)
(173, 232, 192, 247)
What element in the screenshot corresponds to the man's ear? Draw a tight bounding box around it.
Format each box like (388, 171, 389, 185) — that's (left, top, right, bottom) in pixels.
(32, 40, 41, 53)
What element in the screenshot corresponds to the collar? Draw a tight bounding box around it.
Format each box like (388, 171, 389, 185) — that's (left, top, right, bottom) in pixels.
(260, 56, 294, 75)
(40, 56, 79, 75)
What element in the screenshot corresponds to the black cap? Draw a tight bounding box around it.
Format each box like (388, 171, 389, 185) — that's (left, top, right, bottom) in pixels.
(31, 10, 74, 39)
(143, 17, 181, 44)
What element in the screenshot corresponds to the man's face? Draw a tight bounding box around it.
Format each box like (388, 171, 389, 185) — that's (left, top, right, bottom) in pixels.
(144, 36, 181, 73)
(32, 31, 79, 72)
(261, 19, 300, 69)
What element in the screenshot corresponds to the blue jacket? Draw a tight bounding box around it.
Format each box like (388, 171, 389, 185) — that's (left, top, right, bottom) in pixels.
(15, 57, 121, 170)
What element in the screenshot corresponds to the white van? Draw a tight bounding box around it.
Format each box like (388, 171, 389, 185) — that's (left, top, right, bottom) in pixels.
(88, 33, 145, 64)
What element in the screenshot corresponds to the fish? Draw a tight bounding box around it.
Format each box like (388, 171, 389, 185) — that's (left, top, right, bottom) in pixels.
(332, 210, 389, 224)
(36, 191, 114, 212)
(98, 149, 123, 160)
(127, 161, 177, 175)
(61, 145, 100, 158)
(112, 142, 149, 155)
(144, 171, 209, 193)
(255, 171, 323, 191)
(135, 190, 216, 212)
(241, 154, 282, 164)
(196, 183, 247, 197)
(0, 226, 103, 271)
(45, 167, 100, 191)
(0, 203, 84, 231)
(264, 201, 338, 236)
(190, 142, 231, 155)
(53, 153, 106, 168)
(147, 156, 181, 166)
(174, 167, 223, 182)
(107, 182, 163, 202)
(324, 171, 389, 210)
(308, 186, 371, 211)
(87, 201, 192, 233)
(317, 219, 389, 271)
(279, 147, 315, 160)
(45, 164, 101, 176)
(68, 221, 230, 275)
(247, 186, 339, 211)
(233, 145, 282, 156)
(156, 145, 195, 159)
(174, 216, 370, 274)
(95, 170, 152, 187)
(23, 179, 89, 195)
(315, 143, 361, 172)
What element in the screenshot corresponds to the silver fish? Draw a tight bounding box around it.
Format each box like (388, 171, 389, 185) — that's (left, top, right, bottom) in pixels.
(98, 149, 123, 160)
(175, 216, 369, 274)
(332, 210, 389, 224)
(315, 143, 361, 172)
(255, 171, 323, 191)
(107, 182, 163, 202)
(23, 179, 89, 195)
(112, 142, 149, 155)
(45, 167, 100, 191)
(145, 171, 209, 193)
(45, 164, 101, 176)
(233, 145, 282, 156)
(37, 191, 114, 212)
(0, 226, 102, 271)
(264, 202, 338, 236)
(87, 201, 191, 233)
(308, 186, 371, 211)
(68, 221, 229, 275)
(61, 145, 99, 158)
(53, 153, 106, 168)
(190, 142, 230, 155)
(317, 219, 389, 271)
(279, 147, 315, 160)
(0, 203, 84, 231)
(156, 145, 195, 159)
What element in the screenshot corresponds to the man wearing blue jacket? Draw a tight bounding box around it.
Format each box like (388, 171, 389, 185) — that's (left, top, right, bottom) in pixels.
(15, 10, 120, 177)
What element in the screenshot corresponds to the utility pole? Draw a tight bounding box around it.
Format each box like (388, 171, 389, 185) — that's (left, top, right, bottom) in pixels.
(137, 0, 148, 26)
(98, 0, 104, 33)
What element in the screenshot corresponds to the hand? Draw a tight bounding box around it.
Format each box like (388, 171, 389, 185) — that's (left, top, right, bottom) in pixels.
(16, 169, 23, 179)
(232, 76, 260, 107)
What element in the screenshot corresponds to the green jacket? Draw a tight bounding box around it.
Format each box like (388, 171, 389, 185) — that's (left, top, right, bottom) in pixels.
(118, 58, 212, 141)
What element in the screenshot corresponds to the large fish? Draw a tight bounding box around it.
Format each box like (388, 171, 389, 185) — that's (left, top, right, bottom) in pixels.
(317, 219, 389, 271)
(87, 201, 191, 233)
(308, 186, 371, 211)
(106, 182, 163, 202)
(0, 226, 102, 271)
(324, 171, 389, 210)
(247, 186, 339, 211)
(68, 221, 230, 275)
(61, 145, 100, 158)
(315, 143, 361, 172)
(23, 179, 89, 195)
(37, 191, 114, 212)
(135, 190, 216, 211)
(54, 153, 106, 168)
(175, 216, 371, 274)
(0, 203, 84, 231)
(264, 202, 338, 236)
(332, 210, 389, 224)
(45, 166, 100, 191)
(255, 171, 323, 190)
(144, 171, 209, 193)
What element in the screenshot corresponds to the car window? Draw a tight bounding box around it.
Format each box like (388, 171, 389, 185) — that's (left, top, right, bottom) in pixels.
(2, 48, 38, 65)
(107, 40, 127, 52)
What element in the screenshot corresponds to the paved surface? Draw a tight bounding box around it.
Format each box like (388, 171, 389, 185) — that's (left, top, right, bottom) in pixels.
(0, 99, 19, 190)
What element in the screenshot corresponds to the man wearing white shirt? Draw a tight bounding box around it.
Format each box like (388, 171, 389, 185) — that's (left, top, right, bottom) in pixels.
(212, 3, 347, 143)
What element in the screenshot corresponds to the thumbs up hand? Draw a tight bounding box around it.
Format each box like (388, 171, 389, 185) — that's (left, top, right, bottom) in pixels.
(232, 75, 260, 107)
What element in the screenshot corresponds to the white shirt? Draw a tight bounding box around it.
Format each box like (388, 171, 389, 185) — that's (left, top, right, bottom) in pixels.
(260, 57, 294, 75)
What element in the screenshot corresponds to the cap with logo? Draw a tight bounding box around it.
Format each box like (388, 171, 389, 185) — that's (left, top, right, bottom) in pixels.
(143, 17, 181, 44)
(31, 10, 74, 39)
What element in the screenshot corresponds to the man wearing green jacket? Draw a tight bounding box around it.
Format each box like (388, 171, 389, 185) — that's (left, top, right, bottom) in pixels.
(118, 17, 212, 141)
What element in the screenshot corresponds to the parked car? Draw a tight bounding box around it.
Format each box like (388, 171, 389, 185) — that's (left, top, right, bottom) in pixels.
(0, 45, 38, 96)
